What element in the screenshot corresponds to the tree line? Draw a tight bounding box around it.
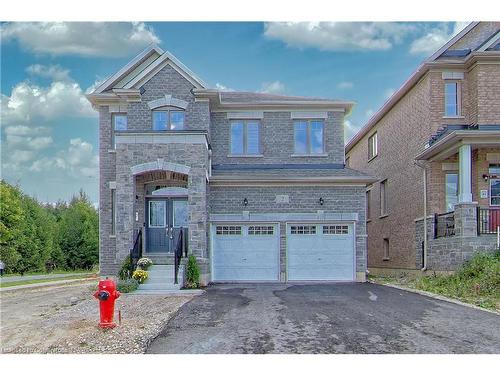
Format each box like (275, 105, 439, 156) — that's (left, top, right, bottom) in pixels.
(0, 180, 99, 274)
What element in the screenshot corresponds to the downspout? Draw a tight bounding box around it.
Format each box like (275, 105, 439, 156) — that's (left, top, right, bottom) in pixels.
(414, 160, 428, 271)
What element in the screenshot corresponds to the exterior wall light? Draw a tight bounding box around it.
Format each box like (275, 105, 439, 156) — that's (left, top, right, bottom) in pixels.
(483, 174, 489, 181)
(319, 197, 324, 206)
(243, 198, 248, 206)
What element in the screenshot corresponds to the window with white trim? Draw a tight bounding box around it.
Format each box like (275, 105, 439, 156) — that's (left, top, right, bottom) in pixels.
(152, 108, 185, 130)
(368, 132, 378, 160)
(444, 81, 460, 117)
(112, 114, 127, 148)
(248, 225, 274, 235)
(323, 225, 349, 235)
(216, 225, 242, 235)
(290, 225, 316, 235)
(294, 120, 324, 155)
(230, 120, 260, 155)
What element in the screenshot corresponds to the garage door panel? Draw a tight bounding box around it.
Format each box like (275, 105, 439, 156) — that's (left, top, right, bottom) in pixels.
(287, 223, 355, 281)
(213, 224, 279, 282)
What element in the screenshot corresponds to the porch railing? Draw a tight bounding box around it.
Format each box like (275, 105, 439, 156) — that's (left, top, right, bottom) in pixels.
(173, 227, 186, 284)
(477, 207, 500, 235)
(434, 211, 455, 238)
(130, 229, 142, 275)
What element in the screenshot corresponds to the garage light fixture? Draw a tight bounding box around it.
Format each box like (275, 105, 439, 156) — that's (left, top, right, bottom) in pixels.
(243, 198, 248, 206)
(319, 197, 324, 206)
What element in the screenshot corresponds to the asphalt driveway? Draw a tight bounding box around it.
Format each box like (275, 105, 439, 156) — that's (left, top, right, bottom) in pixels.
(146, 283, 500, 354)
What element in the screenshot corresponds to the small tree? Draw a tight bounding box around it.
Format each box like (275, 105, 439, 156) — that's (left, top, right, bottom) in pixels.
(185, 255, 200, 289)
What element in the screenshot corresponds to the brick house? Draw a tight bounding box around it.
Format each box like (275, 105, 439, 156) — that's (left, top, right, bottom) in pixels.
(86, 45, 375, 287)
(345, 22, 500, 273)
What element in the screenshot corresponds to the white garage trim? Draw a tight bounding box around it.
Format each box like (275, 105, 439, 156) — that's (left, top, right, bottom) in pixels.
(285, 221, 356, 282)
(210, 222, 280, 282)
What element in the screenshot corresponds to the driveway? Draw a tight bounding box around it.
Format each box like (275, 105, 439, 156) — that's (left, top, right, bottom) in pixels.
(147, 283, 500, 354)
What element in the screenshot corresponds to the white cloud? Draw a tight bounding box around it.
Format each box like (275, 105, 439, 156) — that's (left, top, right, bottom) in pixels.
(1, 78, 95, 126)
(260, 80, 285, 94)
(214, 82, 234, 92)
(26, 64, 70, 81)
(1, 22, 160, 57)
(264, 22, 415, 51)
(409, 22, 470, 55)
(344, 120, 361, 143)
(29, 138, 98, 179)
(337, 81, 354, 90)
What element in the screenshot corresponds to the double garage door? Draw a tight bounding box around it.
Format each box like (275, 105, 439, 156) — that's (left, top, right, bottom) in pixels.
(212, 223, 354, 282)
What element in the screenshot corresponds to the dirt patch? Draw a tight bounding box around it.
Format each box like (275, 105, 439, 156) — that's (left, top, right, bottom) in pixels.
(0, 283, 193, 353)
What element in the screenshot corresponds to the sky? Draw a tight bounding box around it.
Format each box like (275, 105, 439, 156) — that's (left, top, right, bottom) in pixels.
(0, 21, 469, 204)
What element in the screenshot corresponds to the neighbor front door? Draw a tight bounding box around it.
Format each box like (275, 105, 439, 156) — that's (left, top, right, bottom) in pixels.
(146, 198, 188, 253)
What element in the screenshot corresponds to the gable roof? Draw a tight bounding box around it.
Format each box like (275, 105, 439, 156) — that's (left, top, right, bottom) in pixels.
(345, 22, 500, 153)
(87, 44, 206, 102)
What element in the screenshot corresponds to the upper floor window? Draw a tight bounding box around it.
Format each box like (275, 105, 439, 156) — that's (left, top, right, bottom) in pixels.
(112, 114, 127, 148)
(153, 108, 185, 131)
(368, 132, 378, 160)
(230, 120, 260, 155)
(444, 81, 460, 117)
(294, 120, 324, 155)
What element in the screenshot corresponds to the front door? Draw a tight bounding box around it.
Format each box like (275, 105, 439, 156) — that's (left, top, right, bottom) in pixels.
(146, 198, 188, 253)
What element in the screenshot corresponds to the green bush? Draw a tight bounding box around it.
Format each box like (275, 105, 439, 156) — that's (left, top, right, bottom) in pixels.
(118, 256, 132, 280)
(185, 255, 200, 289)
(116, 278, 139, 293)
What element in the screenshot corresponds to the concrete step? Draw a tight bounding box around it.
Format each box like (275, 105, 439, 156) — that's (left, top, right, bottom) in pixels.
(138, 283, 182, 290)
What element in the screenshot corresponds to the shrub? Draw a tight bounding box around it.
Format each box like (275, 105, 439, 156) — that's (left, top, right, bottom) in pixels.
(185, 255, 200, 289)
(117, 278, 139, 293)
(137, 257, 153, 270)
(132, 269, 148, 284)
(118, 256, 132, 280)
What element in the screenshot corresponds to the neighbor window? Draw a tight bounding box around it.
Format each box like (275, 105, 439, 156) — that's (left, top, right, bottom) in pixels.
(489, 165, 500, 206)
(294, 120, 324, 155)
(444, 81, 460, 117)
(383, 238, 390, 260)
(366, 188, 372, 220)
(152, 109, 185, 130)
(111, 189, 116, 235)
(445, 173, 458, 212)
(112, 114, 127, 148)
(380, 179, 388, 216)
(368, 132, 378, 160)
(230, 121, 260, 155)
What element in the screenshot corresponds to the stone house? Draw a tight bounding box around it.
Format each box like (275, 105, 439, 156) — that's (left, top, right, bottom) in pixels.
(345, 22, 500, 273)
(86, 45, 375, 286)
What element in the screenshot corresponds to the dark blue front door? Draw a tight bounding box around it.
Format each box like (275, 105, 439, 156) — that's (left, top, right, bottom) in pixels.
(146, 198, 189, 253)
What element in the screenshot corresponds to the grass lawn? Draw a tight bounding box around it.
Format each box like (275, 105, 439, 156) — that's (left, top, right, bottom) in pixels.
(1, 269, 95, 278)
(0, 274, 97, 288)
(371, 252, 500, 312)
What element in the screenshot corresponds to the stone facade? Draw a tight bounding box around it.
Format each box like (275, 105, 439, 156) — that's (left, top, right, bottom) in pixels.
(94, 53, 370, 282)
(346, 22, 500, 271)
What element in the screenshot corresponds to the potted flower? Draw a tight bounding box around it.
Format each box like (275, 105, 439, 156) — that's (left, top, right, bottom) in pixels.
(137, 257, 153, 271)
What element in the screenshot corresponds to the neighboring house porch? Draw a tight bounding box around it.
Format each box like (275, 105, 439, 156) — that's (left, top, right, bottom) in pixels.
(415, 126, 500, 270)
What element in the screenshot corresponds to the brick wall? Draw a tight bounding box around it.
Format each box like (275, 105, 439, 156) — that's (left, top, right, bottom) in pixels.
(210, 111, 345, 165)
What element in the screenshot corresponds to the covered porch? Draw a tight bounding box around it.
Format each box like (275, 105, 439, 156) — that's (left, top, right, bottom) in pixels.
(414, 126, 500, 270)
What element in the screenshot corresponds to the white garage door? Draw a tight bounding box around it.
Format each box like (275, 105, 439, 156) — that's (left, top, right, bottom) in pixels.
(287, 223, 355, 281)
(212, 224, 280, 281)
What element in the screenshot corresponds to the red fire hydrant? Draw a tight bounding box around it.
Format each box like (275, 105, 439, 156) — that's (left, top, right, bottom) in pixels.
(93, 278, 120, 328)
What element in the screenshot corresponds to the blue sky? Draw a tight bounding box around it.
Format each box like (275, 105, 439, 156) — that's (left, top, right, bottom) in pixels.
(0, 22, 468, 203)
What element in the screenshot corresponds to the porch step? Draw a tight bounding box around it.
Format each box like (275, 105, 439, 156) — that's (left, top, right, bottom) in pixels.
(144, 254, 175, 265)
(137, 265, 184, 292)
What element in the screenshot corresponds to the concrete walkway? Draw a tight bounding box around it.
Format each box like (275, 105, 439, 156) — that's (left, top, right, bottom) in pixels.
(0, 272, 93, 283)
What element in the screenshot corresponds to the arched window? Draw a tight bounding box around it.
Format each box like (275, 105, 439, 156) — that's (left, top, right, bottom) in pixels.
(152, 107, 185, 131)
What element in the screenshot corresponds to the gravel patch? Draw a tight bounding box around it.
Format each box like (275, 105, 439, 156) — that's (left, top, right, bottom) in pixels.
(1, 283, 193, 354)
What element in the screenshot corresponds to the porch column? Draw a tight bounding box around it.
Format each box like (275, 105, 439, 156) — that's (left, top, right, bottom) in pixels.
(458, 144, 472, 203)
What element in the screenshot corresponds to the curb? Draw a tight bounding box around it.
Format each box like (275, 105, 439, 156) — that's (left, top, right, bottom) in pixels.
(0, 277, 98, 292)
(370, 280, 500, 316)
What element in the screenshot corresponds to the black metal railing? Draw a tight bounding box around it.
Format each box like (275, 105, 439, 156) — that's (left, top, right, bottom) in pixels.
(434, 211, 455, 238)
(130, 229, 142, 275)
(477, 207, 500, 235)
(173, 227, 185, 284)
